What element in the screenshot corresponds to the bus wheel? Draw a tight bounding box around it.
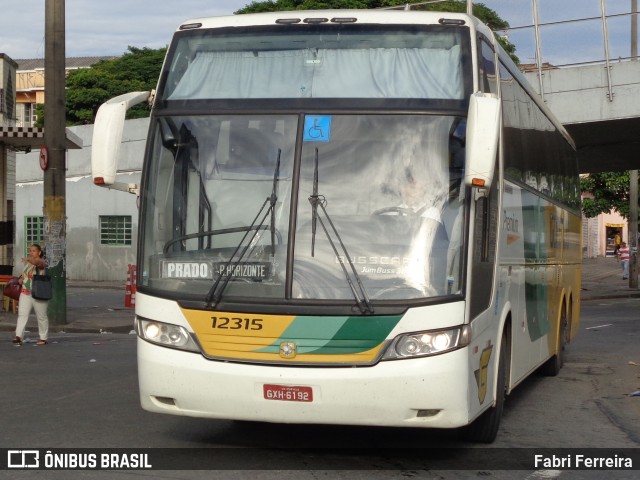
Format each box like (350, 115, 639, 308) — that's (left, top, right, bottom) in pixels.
(541, 303, 568, 377)
(461, 332, 507, 444)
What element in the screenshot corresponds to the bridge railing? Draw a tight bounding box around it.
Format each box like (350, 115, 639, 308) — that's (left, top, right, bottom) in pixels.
(497, 0, 638, 102)
(387, 1, 638, 102)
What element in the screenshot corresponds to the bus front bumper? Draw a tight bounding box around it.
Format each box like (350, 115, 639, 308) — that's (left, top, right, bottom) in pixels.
(138, 338, 472, 429)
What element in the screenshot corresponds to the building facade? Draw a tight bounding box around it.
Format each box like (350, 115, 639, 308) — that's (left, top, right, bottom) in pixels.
(0, 54, 17, 273)
(15, 118, 147, 281)
(582, 209, 628, 258)
(15, 57, 115, 128)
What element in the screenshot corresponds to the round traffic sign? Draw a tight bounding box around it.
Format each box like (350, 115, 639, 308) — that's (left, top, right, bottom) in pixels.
(39, 145, 49, 171)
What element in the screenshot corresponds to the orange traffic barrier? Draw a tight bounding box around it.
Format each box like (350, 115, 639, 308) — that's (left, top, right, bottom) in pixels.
(125, 264, 132, 308)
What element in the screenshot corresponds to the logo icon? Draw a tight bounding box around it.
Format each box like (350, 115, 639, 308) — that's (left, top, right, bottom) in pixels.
(8, 450, 40, 469)
(279, 341, 297, 359)
(303, 116, 332, 142)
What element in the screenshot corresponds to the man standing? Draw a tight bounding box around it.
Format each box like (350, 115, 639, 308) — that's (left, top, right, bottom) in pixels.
(618, 241, 630, 280)
(614, 231, 622, 255)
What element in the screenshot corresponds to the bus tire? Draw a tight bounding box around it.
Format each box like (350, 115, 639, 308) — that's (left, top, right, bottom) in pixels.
(461, 332, 507, 444)
(541, 302, 568, 377)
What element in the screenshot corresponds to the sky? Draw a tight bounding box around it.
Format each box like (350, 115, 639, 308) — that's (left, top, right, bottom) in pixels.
(0, 0, 637, 67)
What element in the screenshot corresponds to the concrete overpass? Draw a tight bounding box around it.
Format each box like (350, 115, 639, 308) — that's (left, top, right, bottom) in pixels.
(495, 0, 640, 174)
(523, 60, 640, 174)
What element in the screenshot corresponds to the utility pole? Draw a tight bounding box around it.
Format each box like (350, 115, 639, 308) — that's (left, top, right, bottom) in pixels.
(44, 0, 67, 324)
(630, 171, 638, 289)
(633, 0, 638, 60)
(630, 1, 638, 289)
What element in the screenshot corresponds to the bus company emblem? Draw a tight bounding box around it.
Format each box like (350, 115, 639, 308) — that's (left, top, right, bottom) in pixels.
(279, 341, 297, 359)
(474, 345, 493, 404)
(503, 210, 522, 245)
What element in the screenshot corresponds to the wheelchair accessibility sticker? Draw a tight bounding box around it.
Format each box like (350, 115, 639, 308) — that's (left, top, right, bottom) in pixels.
(304, 115, 332, 142)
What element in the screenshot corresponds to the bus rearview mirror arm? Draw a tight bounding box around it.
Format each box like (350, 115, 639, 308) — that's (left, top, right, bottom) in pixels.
(465, 92, 501, 193)
(91, 91, 153, 195)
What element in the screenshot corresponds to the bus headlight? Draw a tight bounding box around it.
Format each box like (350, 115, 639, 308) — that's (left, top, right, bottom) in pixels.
(382, 325, 470, 360)
(136, 318, 200, 353)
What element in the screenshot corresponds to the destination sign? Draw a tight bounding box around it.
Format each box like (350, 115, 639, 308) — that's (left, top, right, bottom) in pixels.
(161, 261, 213, 279)
(160, 260, 271, 280)
(213, 262, 271, 280)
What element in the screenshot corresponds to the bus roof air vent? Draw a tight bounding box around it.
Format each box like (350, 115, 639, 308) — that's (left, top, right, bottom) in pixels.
(276, 18, 301, 24)
(179, 23, 203, 30)
(303, 17, 329, 24)
(438, 18, 466, 26)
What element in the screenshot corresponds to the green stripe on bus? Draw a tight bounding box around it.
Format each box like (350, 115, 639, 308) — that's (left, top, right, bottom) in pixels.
(257, 315, 402, 355)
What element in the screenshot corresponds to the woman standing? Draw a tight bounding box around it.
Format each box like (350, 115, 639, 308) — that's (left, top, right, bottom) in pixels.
(13, 244, 49, 346)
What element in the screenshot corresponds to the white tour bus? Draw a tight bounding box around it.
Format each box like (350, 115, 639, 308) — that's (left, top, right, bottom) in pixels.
(92, 9, 581, 443)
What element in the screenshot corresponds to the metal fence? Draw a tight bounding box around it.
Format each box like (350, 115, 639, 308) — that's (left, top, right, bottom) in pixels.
(389, 1, 639, 101)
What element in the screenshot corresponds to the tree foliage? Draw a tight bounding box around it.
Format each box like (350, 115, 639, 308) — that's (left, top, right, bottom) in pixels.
(581, 171, 637, 219)
(236, 0, 518, 62)
(62, 46, 166, 126)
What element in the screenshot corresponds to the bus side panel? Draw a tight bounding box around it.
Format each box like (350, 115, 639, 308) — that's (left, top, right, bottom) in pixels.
(539, 201, 582, 360)
(564, 213, 582, 343)
(500, 182, 536, 383)
(499, 182, 580, 384)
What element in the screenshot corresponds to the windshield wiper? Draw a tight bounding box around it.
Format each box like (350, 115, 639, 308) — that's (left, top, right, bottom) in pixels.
(308, 148, 374, 314)
(205, 151, 281, 308)
(310, 148, 319, 256)
(270, 150, 281, 256)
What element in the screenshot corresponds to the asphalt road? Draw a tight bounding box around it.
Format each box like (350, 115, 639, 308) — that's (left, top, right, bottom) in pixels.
(1, 298, 638, 479)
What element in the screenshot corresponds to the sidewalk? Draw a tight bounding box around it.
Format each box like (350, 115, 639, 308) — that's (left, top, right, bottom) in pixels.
(0, 282, 136, 336)
(0, 257, 638, 336)
(580, 255, 640, 301)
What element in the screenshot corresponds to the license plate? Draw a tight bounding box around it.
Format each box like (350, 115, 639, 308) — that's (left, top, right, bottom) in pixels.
(263, 384, 313, 402)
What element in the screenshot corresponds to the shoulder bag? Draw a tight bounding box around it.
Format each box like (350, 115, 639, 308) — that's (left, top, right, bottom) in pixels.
(32, 268, 52, 300)
(3, 277, 21, 301)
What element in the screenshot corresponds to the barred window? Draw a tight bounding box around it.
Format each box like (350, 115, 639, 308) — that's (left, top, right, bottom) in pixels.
(25, 216, 44, 256)
(100, 215, 132, 246)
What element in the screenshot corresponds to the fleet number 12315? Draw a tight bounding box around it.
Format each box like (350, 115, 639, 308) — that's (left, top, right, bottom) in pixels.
(211, 316, 263, 330)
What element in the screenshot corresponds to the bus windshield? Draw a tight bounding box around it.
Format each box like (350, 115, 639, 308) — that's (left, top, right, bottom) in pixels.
(161, 24, 468, 100)
(141, 113, 466, 304)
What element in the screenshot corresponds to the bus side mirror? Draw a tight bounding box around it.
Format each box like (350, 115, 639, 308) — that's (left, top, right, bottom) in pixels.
(91, 91, 151, 192)
(464, 92, 501, 191)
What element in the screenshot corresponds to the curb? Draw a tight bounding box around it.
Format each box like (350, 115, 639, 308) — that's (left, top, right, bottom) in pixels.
(0, 322, 135, 335)
(53, 325, 135, 334)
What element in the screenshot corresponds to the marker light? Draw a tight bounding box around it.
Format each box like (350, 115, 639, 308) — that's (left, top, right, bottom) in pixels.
(304, 18, 329, 24)
(276, 18, 301, 24)
(179, 23, 203, 30)
(331, 17, 357, 23)
(439, 18, 466, 26)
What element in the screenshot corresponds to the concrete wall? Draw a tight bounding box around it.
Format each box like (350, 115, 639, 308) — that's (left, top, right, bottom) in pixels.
(15, 117, 148, 281)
